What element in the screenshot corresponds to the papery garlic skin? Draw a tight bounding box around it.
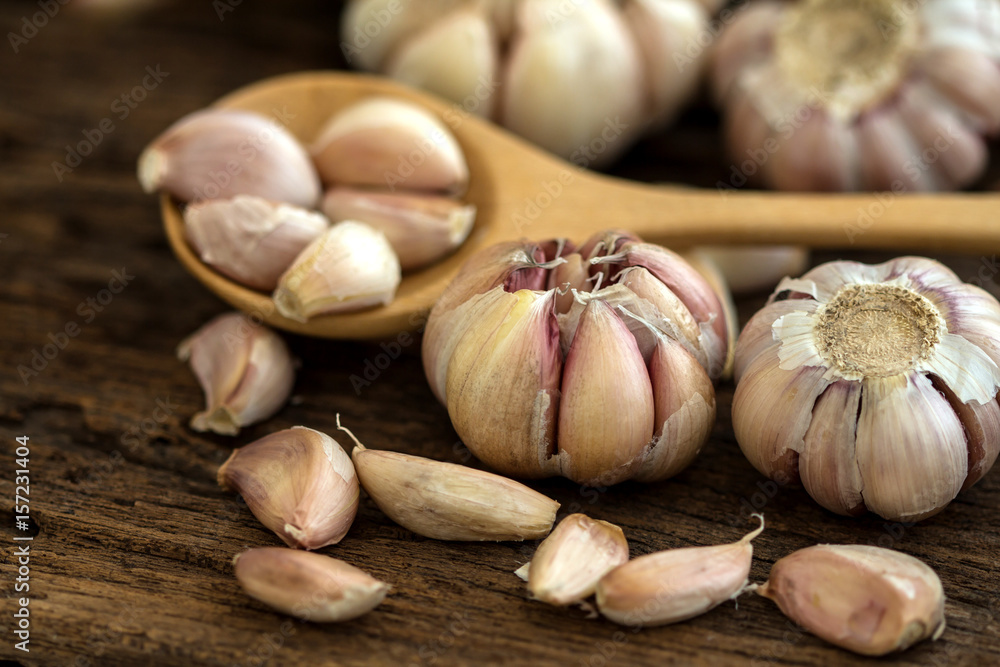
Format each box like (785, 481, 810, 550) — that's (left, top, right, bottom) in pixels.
(233, 548, 388, 622)
(733, 257, 1000, 521)
(184, 195, 330, 291)
(177, 312, 294, 435)
(423, 230, 729, 486)
(273, 221, 402, 321)
(138, 109, 321, 207)
(519, 514, 629, 606)
(218, 426, 360, 550)
(595, 517, 764, 626)
(758, 544, 945, 656)
(712, 0, 1000, 191)
(321, 188, 475, 271)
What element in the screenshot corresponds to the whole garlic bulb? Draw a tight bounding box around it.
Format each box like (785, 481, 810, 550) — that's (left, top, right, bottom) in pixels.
(341, 0, 713, 166)
(712, 0, 1000, 191)
(732, 257, 1000, 521)
(423, 230, 729, 486)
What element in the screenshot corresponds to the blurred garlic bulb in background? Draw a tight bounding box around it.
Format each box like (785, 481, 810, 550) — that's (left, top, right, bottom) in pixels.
(341, 0, 714, 166)
(712, 0, 1000, 191)
(423, 230, 730, 486)
(733, 257, 1000, 521)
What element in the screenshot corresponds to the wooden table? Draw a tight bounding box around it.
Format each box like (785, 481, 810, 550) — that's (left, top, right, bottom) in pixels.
(2, 2, 999, 665)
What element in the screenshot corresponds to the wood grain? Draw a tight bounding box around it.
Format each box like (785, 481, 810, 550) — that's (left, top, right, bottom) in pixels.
(2, 2, 999, 666)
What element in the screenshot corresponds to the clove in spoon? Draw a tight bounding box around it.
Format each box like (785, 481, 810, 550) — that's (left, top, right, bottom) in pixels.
(161, 72, 1000, 339)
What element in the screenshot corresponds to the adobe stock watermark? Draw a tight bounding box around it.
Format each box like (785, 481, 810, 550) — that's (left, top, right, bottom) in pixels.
(8, 0, 69, 54)
(340, 0, 403, 64)
(349, 310, 429, 395)
(213, 0, 244, 21)
(52, 65, 170, 182)
(17, 268, 134, 384)
(674, 0, 749, 72)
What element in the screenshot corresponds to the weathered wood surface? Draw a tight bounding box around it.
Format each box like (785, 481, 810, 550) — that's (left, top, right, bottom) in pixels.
(2, 2, 1000, 666)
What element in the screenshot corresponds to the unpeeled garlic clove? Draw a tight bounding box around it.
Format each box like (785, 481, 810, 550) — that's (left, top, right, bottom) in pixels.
(233, 547, 388, 622)
(341, 421, 559, 541)
(340, 0, 465, 71)
(321, 187, 475, 271)
(758, 544, 946, 656)
(595, 516, 764, 627)
(184, 195, 330, 291)
(273, 220, 401, 321)
(218, 426, 359, 549)
(138, 109, 321, 207)
(310, 97, 469, 195)
(519, 514, 629, 606)
(177, 312, 294, 435)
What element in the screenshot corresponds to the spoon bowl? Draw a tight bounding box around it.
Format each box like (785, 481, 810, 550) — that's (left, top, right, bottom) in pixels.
(163, 71, 1000, 339)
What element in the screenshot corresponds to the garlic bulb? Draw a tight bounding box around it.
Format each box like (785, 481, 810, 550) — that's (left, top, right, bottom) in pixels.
(177, 312, 295, 435)
(712, 0, 1000, 191)
(138, 109, 321, 207)
(340, 0, 712, 166)
(423, 230, 729, 486)
(733, 257, 1000, 521)
(184, 195, 330, 291)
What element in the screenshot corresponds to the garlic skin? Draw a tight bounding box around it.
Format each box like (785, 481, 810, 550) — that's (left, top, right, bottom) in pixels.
(218, 426, 359, 550)
(340, 0, 711, 165)
(342, 420, 559, 541)
(184, 195, 330, 291)
(758, 544, 945, 656)
(138, 109, 321, 207)
(310, 97, 469, 195)
(595, 516, 764, 627)
(712, 0, 1000, 191)
(321, 188, 475, 271)
(177, 312, 294, 435)
(423, 230, 729, 486)
(233, 548, 388, 622)
(273, 221, 402, 321)
(518, 514, 629, 607)
(733, 257, 1000, 521)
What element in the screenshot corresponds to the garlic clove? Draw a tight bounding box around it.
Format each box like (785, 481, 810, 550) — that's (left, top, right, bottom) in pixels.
(445, 288, 563, 479)
(732, 298, 804, 384)
(218, 426, 359, 549)
(758, 544, 946, 656)
(177, 312, 294, 435)
(932, 377, 1000, 491)
(310, 97, 469, 195)
(622, 0, 707, 124)
(720, 89, 775, 188)
(273, 220, 401, 321)
(340, 0, 464, 71)
(138, 109, 321, 208)
(321, 187, 475, 271)
(857, 109, 937, 192)
(184, 195, 330, 291)
(595, 517, 764, 627)
(556, 300, 655, 486)
(385, 4, 499, 119)
(921, 47, 1000, 134)
(503, 0, 645, 166)
(634, 334, 715, 483)
(692, 246, 810, 296)
(233, 547, 388, 622)
(344, 424, 559, 541)
(768, 111, 857, 192)
(617, 266, 703, 356)
(710, 2, 784, 104)
(521, 514, 629, 607)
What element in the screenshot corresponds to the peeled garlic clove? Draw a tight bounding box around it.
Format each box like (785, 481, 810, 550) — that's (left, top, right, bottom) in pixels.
(184, 195, 330, 291)
(321, 187, 474, 271)
(503, 0, 645, 166)
(340, 0, 463, 71)
(595, 517, 764, 627)
(138, 109, 320, 207)
(758, 544, 946, 656)
(521, 514, 629, 607)
(218, 426, 359, 549)
(273, 220, 401, 321)
(345, 426, 559, 541)
(311, 97, 469, 195)
(385, 5, 499, 118)
(233, 547, 388, 622)
(177, 312, 294, 435)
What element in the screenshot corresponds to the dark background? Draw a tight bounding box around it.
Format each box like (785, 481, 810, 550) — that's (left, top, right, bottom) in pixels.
(1, 1, 999, 665)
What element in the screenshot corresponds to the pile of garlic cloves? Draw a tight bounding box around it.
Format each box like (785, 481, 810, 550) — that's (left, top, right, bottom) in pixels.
(341, 0, 719, 166)
(139, 96, 476, 320)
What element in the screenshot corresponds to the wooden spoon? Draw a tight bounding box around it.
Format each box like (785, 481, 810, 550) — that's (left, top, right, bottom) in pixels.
(162, 71, 1000, 339)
